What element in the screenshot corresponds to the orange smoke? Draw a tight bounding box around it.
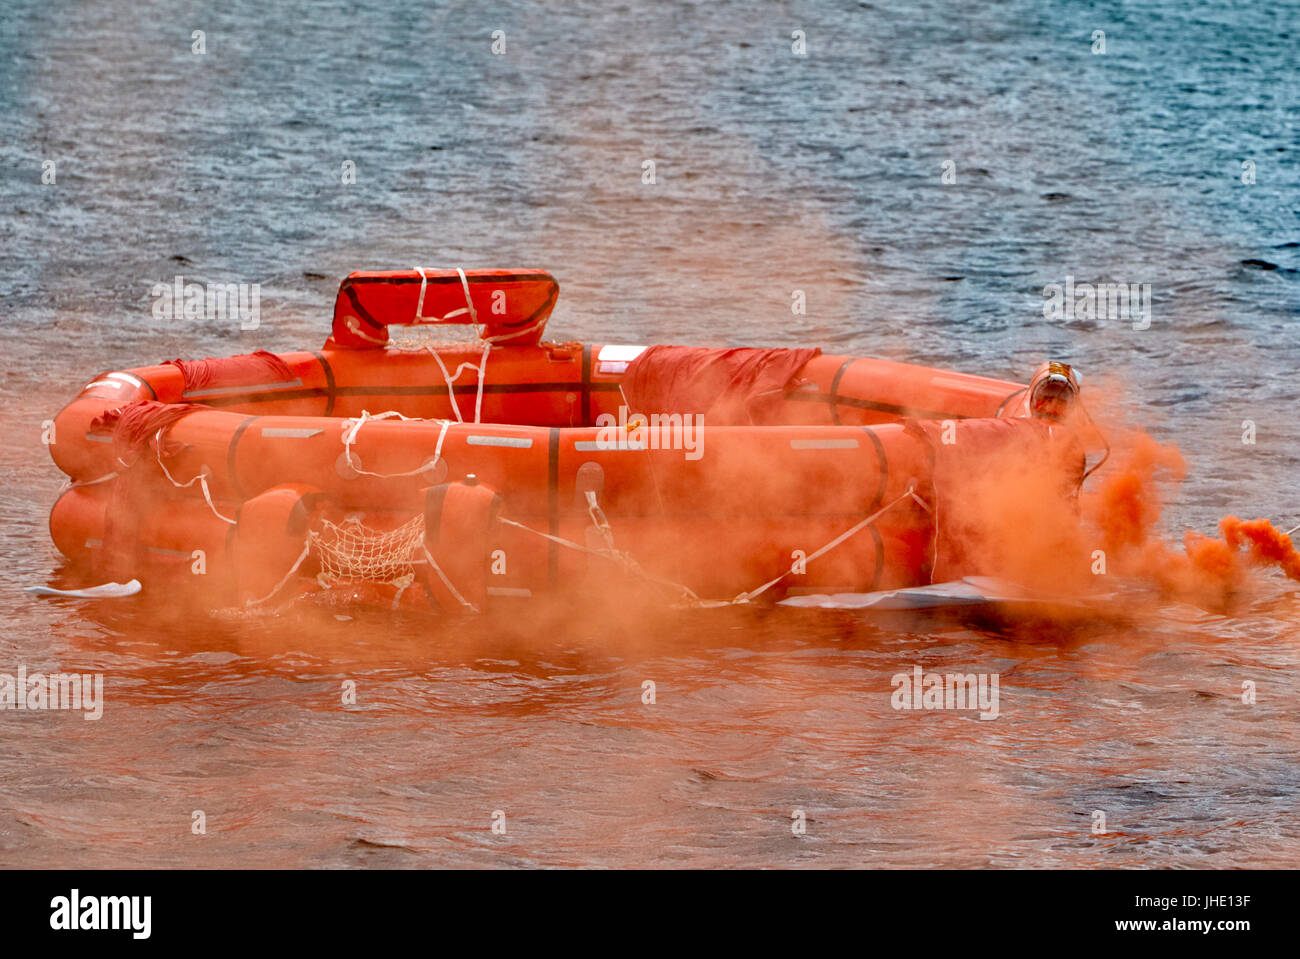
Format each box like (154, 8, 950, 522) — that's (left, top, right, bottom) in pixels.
(1082, 433, 1300, 610)
(1220, 516, 1300, 580)
(926, 418, 1097, 594)
(929, 417, 1300, 612)
(1092, 432, 1186, 554)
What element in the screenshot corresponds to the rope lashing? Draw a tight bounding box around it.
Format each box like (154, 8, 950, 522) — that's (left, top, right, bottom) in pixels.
(425, 341, 491, 424)
(498, 484, 929, 608)
(153, 427, 237, 526)
(413, 266, 479, 326)
(420, 543, 478, 612)
(245, 538, 313, 607)
(496, 515, 703, 605)
(731, 485, 926, 603)
(584, 490, 617, 552)
(340, 410, 453, 478)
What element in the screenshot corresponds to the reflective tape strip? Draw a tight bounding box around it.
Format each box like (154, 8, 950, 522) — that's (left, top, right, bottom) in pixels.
(790, 438, 860, 450)
(466, 435, 533, 449)
(147, 547, 193, 558)
(574, 440, 645, 451)
(85, 432, 113, 444)
(260, 427, 323, 438)
(596, 344, 647, 362)
(183, 378, 303, 399)
(486, 587, 533, 598)
(85, 539, 102, 548)
(86, 371, 156, 400)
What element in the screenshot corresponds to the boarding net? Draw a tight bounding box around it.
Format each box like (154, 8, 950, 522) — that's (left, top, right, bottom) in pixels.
(250, 508, 480, 611)
(311, 514, 427, 591)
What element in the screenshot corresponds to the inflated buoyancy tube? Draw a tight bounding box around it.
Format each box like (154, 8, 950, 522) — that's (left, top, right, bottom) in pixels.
(234, 483, 328, 604)
(421, 477, 504, 611)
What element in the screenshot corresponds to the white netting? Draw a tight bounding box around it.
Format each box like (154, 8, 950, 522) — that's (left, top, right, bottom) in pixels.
(386, 324, 484, 352)
(311, 514, 427, 590)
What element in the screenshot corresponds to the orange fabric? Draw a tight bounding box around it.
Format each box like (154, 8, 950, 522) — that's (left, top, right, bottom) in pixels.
(163, 350, 294, 392)
(91, 400, 203, 460)
(623, 346, 821, 425)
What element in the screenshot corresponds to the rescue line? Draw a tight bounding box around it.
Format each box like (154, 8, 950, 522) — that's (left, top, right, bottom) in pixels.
(42, 268, 1100, 612)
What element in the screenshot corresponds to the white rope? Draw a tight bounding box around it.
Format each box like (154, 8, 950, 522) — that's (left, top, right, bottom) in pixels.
(413, 266, 478, 327)
(345, 267, 483, 349)
(361, 267, 497, 422)
(340, 410, 453, 478)
(474, 342, 490, 424)
(422, 265, 548, 345)
(457, 266, 479, 326)
(434, 418, 452, 462)
(482, 316, 548, 345)
(425, 345, 491, 424)
(584, 490, 616, 552)
(732, 486, 923, 603)
(343, 316, 389, 345)
(413, 266, 466, 323)
(244, 539, 313, 607)
(243, 485, 927, 612)
(153, 428, 237, 525)
(497, 516, 703, 604)
(373, 266, 544, 354)
(69, 471, 119, 488)
(460, 265, 488, 421)
(413, 266, 432, 321)
(247, 523, 479, 613)
(420, 544, 478, 612)
(498, 486, 925, 606)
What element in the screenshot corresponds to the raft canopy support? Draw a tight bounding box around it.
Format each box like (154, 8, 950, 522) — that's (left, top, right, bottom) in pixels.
(327, 267, 560, 350)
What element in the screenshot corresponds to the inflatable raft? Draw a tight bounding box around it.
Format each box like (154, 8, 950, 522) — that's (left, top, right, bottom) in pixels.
(45, 268, 1082, 612)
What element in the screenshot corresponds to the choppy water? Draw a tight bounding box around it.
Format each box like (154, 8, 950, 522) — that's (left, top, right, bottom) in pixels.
(1, 0, 1297, 868)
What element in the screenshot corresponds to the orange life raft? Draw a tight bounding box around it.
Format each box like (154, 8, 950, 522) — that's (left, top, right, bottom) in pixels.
(46, 268, 1051, 612)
